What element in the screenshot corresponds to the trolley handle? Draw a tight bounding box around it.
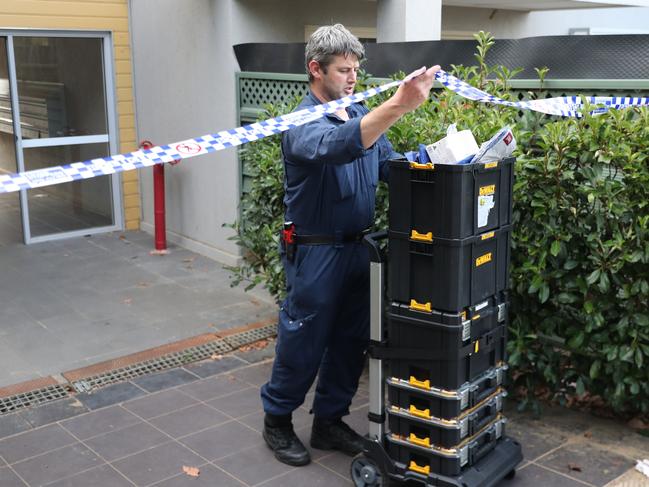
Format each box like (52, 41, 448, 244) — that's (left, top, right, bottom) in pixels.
(363, 230, 388, 264)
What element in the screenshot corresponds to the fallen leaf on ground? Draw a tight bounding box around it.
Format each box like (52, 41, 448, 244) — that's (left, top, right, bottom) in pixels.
(583, 431, 592, 438)
(182, 466, 200, 477)
(628, 417, 649, 430)
(238, 339, 270, 353)
(122, 298, 133, 305)
(568, 464, 582, 472)
(211, 354, 223, 360)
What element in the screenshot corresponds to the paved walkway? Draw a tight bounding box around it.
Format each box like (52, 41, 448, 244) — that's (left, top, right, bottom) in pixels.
(0, 348, 647, 487)
(0, 230, 275, 387)
(0, 230, 647, 487)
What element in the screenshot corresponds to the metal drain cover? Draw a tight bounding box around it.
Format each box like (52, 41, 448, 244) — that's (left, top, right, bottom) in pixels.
(0, 385, 70, 415)
(224, 323, 277, 348)
(72, 339, 234, 392)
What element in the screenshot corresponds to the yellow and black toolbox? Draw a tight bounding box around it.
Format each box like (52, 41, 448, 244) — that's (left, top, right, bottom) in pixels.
(387, 388, 507, 449)
(388, 227, 511, 313)
(351, 155, 522, 487)
(388, 157, 514, 240)
(386, 416, 508, 478)
(386, 364, 508, 422)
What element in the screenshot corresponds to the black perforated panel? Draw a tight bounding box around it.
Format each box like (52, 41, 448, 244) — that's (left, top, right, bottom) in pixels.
(234, 35, 649, 79)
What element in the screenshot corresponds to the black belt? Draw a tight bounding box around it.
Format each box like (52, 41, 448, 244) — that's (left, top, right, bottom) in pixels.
(293, 229, 370, 245)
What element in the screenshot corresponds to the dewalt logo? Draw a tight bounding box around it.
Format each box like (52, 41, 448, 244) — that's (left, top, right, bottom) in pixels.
(476, 252, 492, 267)
(479, 185, 496, 196)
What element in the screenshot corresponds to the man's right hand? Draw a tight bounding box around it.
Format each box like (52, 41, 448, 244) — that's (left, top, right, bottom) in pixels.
(391, 65, 440, 114)
(359, 64, 441, 149)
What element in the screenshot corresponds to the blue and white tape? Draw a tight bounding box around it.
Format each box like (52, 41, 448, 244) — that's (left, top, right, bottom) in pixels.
(436, 71, 649, 117)
(0, 70, 646, 194)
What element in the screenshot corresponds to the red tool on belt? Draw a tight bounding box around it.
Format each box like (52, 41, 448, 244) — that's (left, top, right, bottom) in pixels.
(282, 222, 296, 262)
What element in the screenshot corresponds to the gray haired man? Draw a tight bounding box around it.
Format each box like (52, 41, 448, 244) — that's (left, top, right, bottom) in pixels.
(260, 23, 439, 466)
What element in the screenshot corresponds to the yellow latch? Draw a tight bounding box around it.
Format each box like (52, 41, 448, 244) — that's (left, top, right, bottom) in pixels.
(480, 231, 495, 240)
(484, 161, 498, 169)
(474, 340, 480, 353)
(410, 300, 432, 313)
(409, 162, 435, 170)
(409, 461, 430, 475)
(408, 433, 431, 448)
(410, 230, 433, 242)
(409, 376, 431, 390)
(409, 405, 431, 419)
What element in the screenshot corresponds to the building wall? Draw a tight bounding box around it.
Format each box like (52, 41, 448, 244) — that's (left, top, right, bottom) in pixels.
(521, 6, 649, 36)
(0, 0, 140, 230)
(442, 6, 529, 39)
(231, 0, 377, 43)
(130, 0, 242, 264)
(130, 0, 380, 265)
(441, 5, 649, 39)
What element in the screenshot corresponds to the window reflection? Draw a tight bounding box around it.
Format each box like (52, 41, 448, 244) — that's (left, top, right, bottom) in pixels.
(0, 37, 17, 174)
(24, 143, 114, 237)
(13, 37, 108, 139)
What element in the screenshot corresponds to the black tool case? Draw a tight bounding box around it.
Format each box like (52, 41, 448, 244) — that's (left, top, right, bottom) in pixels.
(388, 293, 508, 348)
(386, 416, 507, 478)
(388, 157, 514, 240)
(387, 388, 507, 449)
(386, 364, 508, 421)
(388, 226, 511, 313)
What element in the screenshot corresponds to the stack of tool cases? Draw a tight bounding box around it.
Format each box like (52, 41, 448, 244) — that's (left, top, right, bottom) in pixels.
(352, 157, 522, 487)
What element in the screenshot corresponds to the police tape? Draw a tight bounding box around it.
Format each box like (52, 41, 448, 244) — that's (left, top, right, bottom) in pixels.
(0, 69, 647, 194)
(436, 70, 649, 117)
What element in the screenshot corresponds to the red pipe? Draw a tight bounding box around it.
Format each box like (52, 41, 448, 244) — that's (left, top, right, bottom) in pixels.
(139, 140, 170, 253)
(153, 162, 166, 251)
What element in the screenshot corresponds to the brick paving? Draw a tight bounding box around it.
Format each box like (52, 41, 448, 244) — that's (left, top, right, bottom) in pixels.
(0, 351, 647, 487)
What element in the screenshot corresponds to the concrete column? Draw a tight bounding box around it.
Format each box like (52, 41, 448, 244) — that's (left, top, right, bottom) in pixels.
(377, 0, 442, 42)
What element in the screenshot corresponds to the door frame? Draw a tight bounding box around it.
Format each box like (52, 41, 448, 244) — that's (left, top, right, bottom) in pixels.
(1, 29, 123, 244)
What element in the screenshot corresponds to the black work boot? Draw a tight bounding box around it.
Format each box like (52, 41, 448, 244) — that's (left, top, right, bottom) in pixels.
(263, 413, 311, 466)
(310, 417, 365, 456)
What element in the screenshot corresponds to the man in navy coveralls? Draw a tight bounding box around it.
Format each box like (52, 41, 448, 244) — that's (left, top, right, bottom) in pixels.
(260, 24, 439, 466)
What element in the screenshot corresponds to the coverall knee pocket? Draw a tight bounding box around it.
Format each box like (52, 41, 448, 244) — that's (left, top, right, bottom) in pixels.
(277, 306, 316, 369)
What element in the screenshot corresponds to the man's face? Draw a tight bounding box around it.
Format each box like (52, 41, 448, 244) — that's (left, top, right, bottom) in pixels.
(314, 54, 359, 102)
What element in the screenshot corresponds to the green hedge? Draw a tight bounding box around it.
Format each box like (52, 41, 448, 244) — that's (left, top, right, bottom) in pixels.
(228, 33, 649, 415)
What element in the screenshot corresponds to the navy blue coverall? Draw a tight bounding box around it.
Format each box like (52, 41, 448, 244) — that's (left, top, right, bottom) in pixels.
(261, 92, 400, 419)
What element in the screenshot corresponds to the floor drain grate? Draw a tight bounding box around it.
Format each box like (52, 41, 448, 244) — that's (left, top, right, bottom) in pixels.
(72, 339, 234, 393)
(223, 322, 278, 348)
(0, 385, 70, 415)
(1, 321, 278, 414)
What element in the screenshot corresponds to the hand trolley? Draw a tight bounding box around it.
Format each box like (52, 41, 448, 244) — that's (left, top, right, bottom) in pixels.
(350, 231, 522, 487)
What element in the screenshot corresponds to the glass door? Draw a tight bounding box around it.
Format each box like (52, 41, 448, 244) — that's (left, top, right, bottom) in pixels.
(3, 32, 121, 243)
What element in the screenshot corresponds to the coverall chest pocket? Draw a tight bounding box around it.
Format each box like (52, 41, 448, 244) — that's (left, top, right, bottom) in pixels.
(366, 151, 379, 188)
(332, 163, 356, 201)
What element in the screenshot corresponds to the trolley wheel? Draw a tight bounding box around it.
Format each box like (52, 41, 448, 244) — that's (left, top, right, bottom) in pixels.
(351, 453, 389, 487)
(504, 469, 516, 480)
